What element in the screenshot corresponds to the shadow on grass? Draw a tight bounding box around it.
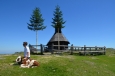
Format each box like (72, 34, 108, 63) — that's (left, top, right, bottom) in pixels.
(31, 53, 44, 55)
(10, 61, 20, 66)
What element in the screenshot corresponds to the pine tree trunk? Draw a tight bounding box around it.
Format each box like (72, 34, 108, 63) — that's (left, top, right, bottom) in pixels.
(36, 30, 38, 49)
(58, 28, 60, 50)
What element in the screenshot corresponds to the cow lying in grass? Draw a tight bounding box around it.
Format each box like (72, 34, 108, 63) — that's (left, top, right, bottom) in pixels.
(16, 56, 39, 68)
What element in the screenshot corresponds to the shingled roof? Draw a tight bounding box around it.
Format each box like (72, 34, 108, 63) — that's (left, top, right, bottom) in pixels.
(47, 33, 70, 45)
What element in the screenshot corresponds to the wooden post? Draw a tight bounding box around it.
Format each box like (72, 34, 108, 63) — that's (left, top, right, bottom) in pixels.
(104, 46, 106, 55)
(84, 45, 86, 55)
(40, 44, 43, 55)
(95, 46, 97, 51)
(51, 43, 54, 54)
(70, 44, 73, 55)
(81, 47, 82, 51)
(94, 46, 97, 55)
(90, 47, 91, 51)
(64, 46, 65, 50)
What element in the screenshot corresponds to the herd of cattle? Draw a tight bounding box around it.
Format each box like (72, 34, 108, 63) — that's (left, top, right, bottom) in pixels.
(15, 56, 40, 68)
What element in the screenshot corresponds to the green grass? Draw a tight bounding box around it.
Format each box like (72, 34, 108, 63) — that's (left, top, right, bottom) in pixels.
(0, 49, 115, 76)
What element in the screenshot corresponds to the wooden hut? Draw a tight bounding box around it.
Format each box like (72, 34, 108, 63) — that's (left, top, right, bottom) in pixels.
(47, 28, 70, 50)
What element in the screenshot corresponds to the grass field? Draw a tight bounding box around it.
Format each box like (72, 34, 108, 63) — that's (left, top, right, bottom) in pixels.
(0, 49, 115, 76)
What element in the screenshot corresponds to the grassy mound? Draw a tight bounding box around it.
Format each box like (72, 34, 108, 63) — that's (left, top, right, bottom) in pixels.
(0, 49, 115, 76)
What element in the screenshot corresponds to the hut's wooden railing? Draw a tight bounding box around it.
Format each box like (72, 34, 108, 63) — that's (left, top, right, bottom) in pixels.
(50, 44, 106, 55)
(29, 44, 106, 55)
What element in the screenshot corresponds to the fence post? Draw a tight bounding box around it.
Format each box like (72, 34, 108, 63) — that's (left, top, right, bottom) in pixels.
(90, 47, 91, 51)
(70, 44, 73, 55)
(81, 47, 82, 51)
(84, 45, 86, 55)
(51, 43, 54, 54)
(95, 46, 97, 51)
(104, 46, 106, 55)
(40, 44, 44, 55)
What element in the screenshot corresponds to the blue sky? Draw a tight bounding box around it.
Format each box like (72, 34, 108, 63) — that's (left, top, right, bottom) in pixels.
(0, 0, 115, 54)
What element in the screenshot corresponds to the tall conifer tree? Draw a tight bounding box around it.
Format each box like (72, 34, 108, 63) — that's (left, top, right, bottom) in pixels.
(27, 7, 46, 48)
(52, 5, 66, 32)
